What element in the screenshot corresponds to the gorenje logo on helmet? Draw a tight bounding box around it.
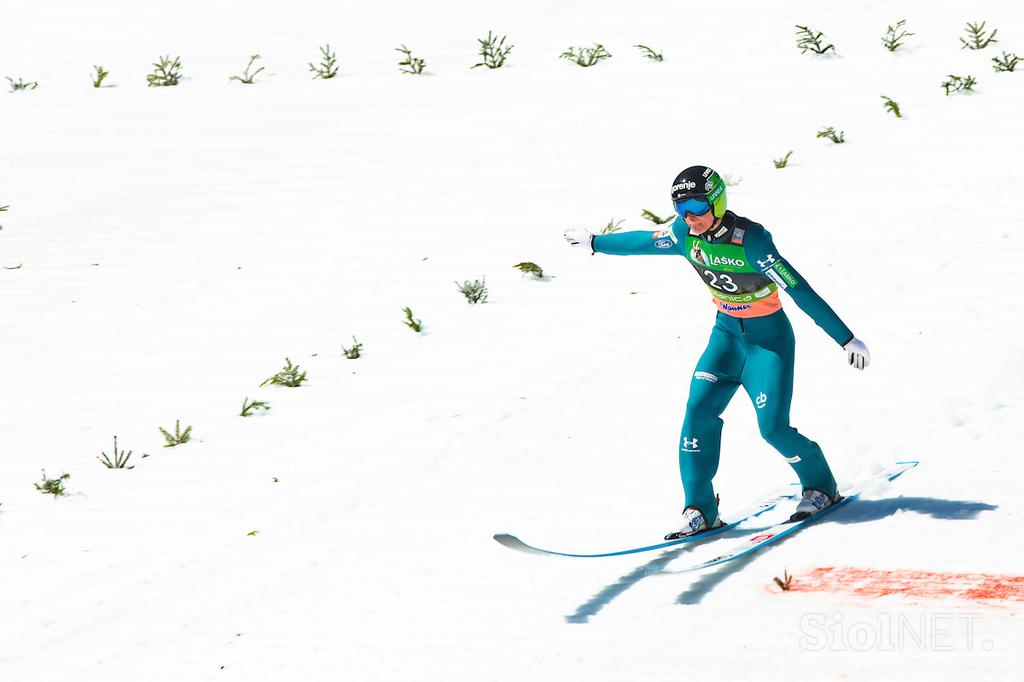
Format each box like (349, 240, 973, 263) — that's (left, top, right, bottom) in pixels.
(673, 180, 696, 193)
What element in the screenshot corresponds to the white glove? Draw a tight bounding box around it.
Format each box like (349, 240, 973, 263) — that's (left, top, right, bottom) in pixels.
(563, 228, 594, 254)
(844, 337, 870, 370)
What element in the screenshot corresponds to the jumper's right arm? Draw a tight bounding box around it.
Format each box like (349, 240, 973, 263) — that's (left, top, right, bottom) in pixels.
(594, 230, 680, 255)
(565, 223, 682, 256)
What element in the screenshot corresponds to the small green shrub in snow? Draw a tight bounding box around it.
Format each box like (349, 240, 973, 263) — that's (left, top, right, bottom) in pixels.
(473, 31, 513, 69)
(633, 45, 663, 62)
(880, 95, 902, 118)
(941, 74, 976, 95)
(795, 25, 835, 55)
(341, 336, 363, 359)
(396, 45, 426, 74)
(98, 436, 135, 469)
(35, 470, 70, 497)
(960, 21, 998, 50)
(309, 44, 339, 79)
(881, 20, 914, 52)
(91, 65, 109, 88)
(816, 126, 846, 144)
(992, 51, 1020, 73)
(456, 277, 489, 304)
(230, 54, 265, 84)
(640, 209, 673, 225)
(514, 262, 544, 278)
(261, 358, 308, 387)
(241, 397, 271, 416)
(601, 218, 624, 235)
(6, 77, 38, 92)
(773, 151, 793, 169)
(159, 419, 193, 447)
(147, 55, 182, 87)
(560, 44, 611, 67)
(402, 307, 423, 332)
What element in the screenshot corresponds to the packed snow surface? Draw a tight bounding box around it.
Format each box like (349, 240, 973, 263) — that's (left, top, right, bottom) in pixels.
(1, 1, 1022, 679)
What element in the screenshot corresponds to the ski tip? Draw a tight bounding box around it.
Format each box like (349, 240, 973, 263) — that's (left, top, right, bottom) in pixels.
(493, 533, 545, 555)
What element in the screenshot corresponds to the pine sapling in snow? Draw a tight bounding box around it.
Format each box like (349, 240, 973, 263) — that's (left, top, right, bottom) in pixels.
(341, 336, 363, 359)
(35, 470, 70, 497)
(816, 126, 846, 143)
(960, 21, 998, 50)
(159, 419, 193, 447)
(309, 44, 339, 79)
(513, 262, 544, 279)
(992, 51, 1020, 73)
(97, 436, 135, 469)
(941, 74, 977, 95)
(795, 25, 835, 54)
(881, 20, 914, 52)
(229, 54, 265, 84)
(91, 65, 109, 88)
(560, 44, 612, 67)
(601, 218, 624, 234)
(402, 307, 423, 332)
(633, 45, 663, 62)
(6, 77, 38, 92)
(147, 55, 182, 87)
(773, 569, 793, 591)
(774, 151, 794, 169)
(261, 358, 308, 387)
(240, 397, 271, 417)
(396, 45, 426, 74)
(472, 31, 513, 69)
(456, 277, 489, 304)
(640, 209, 673, 225)
(880, 95, 902, 118)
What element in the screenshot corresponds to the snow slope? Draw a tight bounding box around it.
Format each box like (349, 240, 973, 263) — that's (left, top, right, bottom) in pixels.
(1, 1, 1022, 679)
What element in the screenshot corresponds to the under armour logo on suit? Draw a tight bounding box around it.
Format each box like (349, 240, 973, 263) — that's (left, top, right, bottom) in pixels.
(681, 437, 701, 453)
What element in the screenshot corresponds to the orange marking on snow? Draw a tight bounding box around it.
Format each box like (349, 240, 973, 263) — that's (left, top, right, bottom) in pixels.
(788, 567, 1024, 603)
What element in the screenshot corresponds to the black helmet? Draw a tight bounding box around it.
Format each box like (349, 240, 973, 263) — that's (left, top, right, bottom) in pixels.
(670, 166, 728, 218)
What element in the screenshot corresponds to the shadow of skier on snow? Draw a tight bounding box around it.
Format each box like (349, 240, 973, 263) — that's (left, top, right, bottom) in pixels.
(567, 496, 997, 621)
(564, 521, 779, 624)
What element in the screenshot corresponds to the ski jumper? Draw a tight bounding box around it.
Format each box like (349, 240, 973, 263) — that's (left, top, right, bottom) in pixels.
(592, 211, 854, 521)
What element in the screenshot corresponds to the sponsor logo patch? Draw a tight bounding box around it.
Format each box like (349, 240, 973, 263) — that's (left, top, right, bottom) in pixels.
(755, 392, 768, 409)
(654, 239, 673, 249)
(757, 254, 777, 269)
(730, 227, 745, 245)
(721, 302, 752, 312)
(673, 180, 696, 192)
(784, 455, 802, 463)
(694, 371, 718, 383)
(681, 437, 701, 453)
(773, 262, 799, 287)
(765, 268, 788, 289)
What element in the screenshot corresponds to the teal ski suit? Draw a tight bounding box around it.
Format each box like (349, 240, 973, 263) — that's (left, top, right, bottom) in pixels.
(592, 211, 854, 521)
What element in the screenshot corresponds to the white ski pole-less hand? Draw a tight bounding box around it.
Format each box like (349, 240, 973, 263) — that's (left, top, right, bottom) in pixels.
(844, 337, 870, 370)
(563, 228, 594, 254)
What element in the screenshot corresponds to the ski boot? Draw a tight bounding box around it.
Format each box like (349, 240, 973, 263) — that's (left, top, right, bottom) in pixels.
(790, 488, 843, 522)
(664, 506, 723, 540)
